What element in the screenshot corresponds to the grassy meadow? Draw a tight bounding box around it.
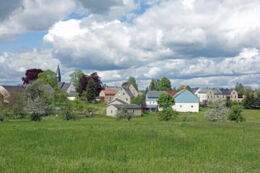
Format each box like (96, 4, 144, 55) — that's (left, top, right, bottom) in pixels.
(0, 109, 259, 173)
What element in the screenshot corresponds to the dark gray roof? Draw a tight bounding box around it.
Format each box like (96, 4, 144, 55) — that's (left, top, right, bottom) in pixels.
(212, 88, 223, 95)
(109, 98, 128, 105)
(122, 85, 135, 98)
(191, 88, 199, 93)
(147, 91, 166, 98)
(2, 85, 25, 92)
(58, 82, 71, 91)
(219, 88, 233, 95)
(112, 104, 141, 109)
(197, 88, 210, 94)
(145, 105, 158, 109)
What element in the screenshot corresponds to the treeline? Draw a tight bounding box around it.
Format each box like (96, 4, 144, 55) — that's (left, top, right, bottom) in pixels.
(0, 69, 104, 122)
(235, 83, 260, 109)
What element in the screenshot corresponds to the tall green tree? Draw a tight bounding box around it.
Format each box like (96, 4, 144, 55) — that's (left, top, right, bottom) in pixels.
(127, 77, 138, 90)
(157, 93, 174, 110)
(131, 95, 145, 105)
(148, 79, 161, 90)
(38, 70, 58, 89)
(158, 77, 171, 91)
(243, 93, 255, 109)
(255, 92, 260, 108)
(235, 83, 245, 95)
(25, 80, 54, 121)
(70, 70, 85, 90)
(85, 78, 96, 102)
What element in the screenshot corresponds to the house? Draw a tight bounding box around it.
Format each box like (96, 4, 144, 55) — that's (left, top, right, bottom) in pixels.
(230, 89, 244, 102)
(0, 86, 10, 104)
(0, 85, 25, 104)
(194, 88, 209, 105)
(106, 104, 142, 117)
(145, 91, 166, 111)
(172, 89, 199, 112)
(99, 89, 119, 103)
(111, 83, 138, 104)
(56, 65, 77, 101)
(207, 88, 227, 102)
(166, 90, 177, 96)
(58, 82, 77, 101)
(195, 88, 244, 105)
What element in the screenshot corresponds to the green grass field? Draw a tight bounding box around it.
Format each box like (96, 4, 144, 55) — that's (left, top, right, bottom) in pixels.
(0, 110, 259, 173)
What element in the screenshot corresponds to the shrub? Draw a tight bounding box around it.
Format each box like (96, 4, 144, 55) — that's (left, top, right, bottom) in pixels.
(0, 113, 6, 122)
(205, 101, 228, 121)
(63, 104, 76, 120)
(228, 105, 245, 122)
(84, 106, 96, 117)
(0, 108, 13, 121)
(117, 108, 132, 121)
(158, 108, 178, 121)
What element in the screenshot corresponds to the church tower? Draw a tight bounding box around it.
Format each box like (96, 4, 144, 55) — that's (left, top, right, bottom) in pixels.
(56, 65, 61, 82)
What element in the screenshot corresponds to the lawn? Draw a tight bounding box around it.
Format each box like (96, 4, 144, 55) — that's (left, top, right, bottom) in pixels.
(0, 110, 259, 173)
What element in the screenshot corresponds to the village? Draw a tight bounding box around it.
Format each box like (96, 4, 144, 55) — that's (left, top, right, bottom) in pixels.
(0, 66, 250, 121)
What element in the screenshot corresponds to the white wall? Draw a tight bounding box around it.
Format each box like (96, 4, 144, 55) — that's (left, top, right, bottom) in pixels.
(172, 103, 199, 112)
(146, 100, 158, 105)
(67, 97, 76, 101)
(196, 93, 207, 103)
(106, 105, 118, 117)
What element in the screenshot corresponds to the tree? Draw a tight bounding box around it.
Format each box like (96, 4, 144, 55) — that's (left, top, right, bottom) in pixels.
(38, 70, 58, 89)
(228, 105, 245, 122)
(158, 77, 171, 91)
(79, 72, 103, 97)
(128, 77, 138, 90)
(148, 79, 161, 91)
(85, 78, 96, 102)
(54, 90, 68, 106)
(70, 70, 85, 91)
(6, 90, 27, 119)
(255, 92, 260, 109)
(157, 93, 174, 110)
(25, 80, 54, 121)
(22, 69, 43, 84)
(235, 83, 245, 95)
(205, 101, 228, 121)
(243, 93, 255, 109)
(131, 95, 145, 105)
(158, 108, 177, 121)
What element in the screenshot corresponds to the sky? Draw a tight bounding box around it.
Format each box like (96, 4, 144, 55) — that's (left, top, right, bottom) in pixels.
(0, 0, 260, 89)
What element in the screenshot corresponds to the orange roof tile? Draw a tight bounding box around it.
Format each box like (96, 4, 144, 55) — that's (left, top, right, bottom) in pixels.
(102, 89, 118, 95)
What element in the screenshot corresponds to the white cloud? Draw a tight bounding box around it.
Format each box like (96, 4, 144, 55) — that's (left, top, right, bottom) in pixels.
(1, 0, 260, 88)
(0, 0, 75, 41)
(0, 49, 60, 84)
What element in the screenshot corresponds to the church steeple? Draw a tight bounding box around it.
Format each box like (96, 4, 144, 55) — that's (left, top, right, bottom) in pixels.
(56, 65, 61, 82)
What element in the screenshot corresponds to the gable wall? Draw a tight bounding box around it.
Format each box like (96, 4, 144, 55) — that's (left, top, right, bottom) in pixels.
(112, 88, 131, 104)
(175, 90, 199, 103)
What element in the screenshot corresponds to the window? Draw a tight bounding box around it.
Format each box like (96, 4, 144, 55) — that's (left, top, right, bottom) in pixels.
(180, 105, 182, 108)
(111, 110, 113, 114)
(123, 92, 125, 95)
(191, 105, 194, 108)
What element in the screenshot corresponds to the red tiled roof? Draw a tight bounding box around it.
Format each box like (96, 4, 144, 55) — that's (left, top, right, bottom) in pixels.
(102, 89, 118, 95)
(166, 90, 177, 96)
